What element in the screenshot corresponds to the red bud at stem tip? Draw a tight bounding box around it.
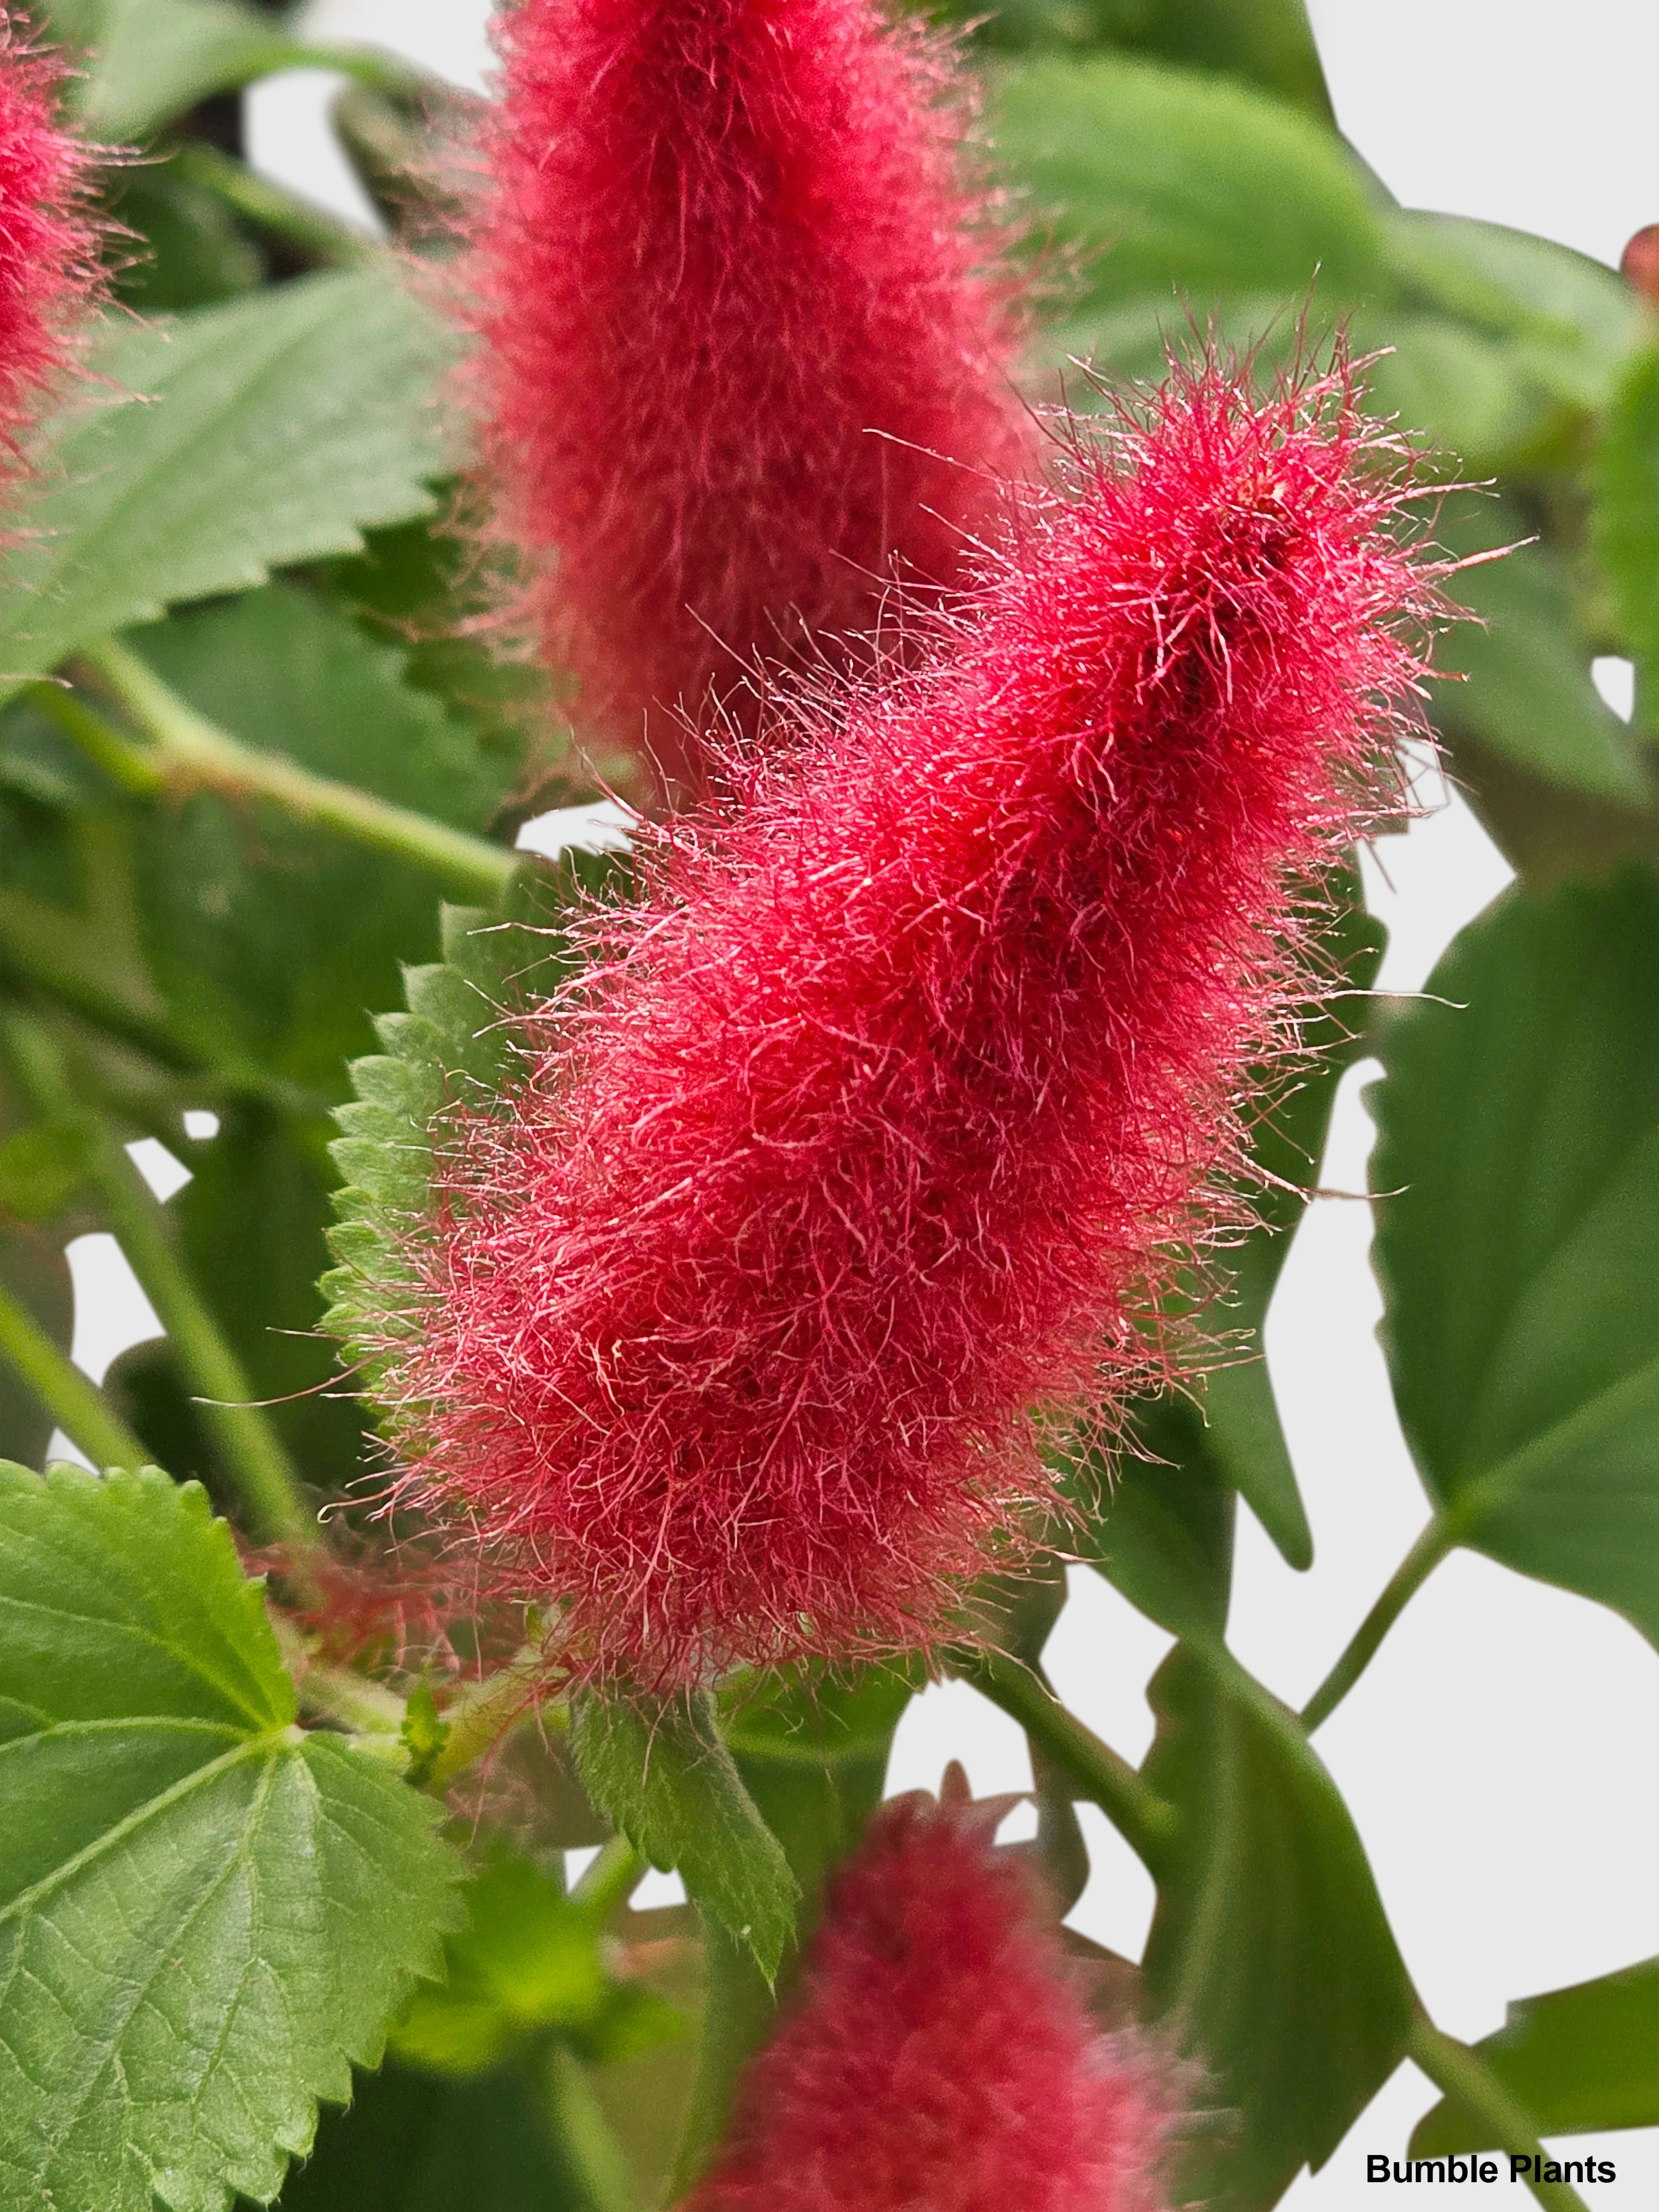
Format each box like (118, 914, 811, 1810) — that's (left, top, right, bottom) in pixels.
(380, 357, 1442, 1693)
(1621, 223, 1659, 306)
(680, 1792, 1178, 2212)
(459, 0, 1031, 800)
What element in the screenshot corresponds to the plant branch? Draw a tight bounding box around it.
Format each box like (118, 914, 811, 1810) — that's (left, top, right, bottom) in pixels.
(667, 1918, 777, 2203)
(1406, 2011, 1592, 2212)
(950, 1645, 1180, 1872)
(423, 1650, 550, 1792)
(169, 143, 379, 267)
(572, 1833, 643, 1919)
(5, 1014, 319, 1553)
(0, 1273, 150, 1471)
(1301, 1515, 1457, 1733)
(49, 643, 518, 905)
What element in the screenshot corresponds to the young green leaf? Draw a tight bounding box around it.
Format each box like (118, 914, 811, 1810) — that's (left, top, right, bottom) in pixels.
(568, 1689, 799, 1981)
(993, 53, 1389, 342)
(1373, 869, 1659, 1651)
(51, 0, 321, 143)
(0, 1463, 463, 2212)
(1142, 1647, 1412, 2209)
(1411, 1957, 1659, 2152)
(1592, 344, 1659, 686)
(0, 273, 455, 696)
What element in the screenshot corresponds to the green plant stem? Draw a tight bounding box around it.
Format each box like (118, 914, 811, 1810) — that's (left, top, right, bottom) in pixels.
(667, 1918, 777, 2203)
(423, 1650, 549, 1792)
(544, 2044, 635, 2212)
(1406, 2012, 1592, 2212)
(50, 642, 518, 905)
(951, 1645, 1180, 1872)
(0, 1275, 150, 1471)
(1301, 1516, 1457, 1732)
(572, 1834, 643, 1921)
(169, 142, 377, 267)
(85, 1122, 318, 1553)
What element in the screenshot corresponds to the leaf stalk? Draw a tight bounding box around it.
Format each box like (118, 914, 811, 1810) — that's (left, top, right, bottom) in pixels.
(1406, 2011, 1593, 2212)
(49, 641, 517, 905)
(0, 1273, 150, 1472)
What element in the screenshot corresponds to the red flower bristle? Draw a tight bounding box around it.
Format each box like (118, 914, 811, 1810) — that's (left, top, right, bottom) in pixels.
(680, 1792, 1176, 2212)
(459, 0, 1031, 797)
(0, 19, 100, 468)
(378, 358, 1439, 1691)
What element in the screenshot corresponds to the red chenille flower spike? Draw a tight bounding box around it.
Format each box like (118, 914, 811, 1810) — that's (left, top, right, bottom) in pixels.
(0, 19, 98, 470)
(680, 1792, 1176, 2212)
(384, 361, 1437, 1689)
(460, 0, 1029, 796)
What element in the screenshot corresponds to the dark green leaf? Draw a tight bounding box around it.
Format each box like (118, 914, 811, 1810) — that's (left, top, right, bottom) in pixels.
(1372, 869, 1659, 1650)
(109, 162, 266, 312)
(1433, 492, 1653, 805)
(993, 54, 1389, 342)
(0, 273, 455, 695)
(1142, 1648, 1412, 2209)
(0, 1463, 462, 2212)
(1412, 1957, 1659, 2151)
(272, 2057, 589, 2212)
(568, 1688, 799, 1981)
(1070, 1410, 1235, 1641)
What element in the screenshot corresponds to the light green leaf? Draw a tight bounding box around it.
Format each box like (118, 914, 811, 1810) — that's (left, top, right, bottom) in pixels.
(1592, 345, 1659, 682)
(1433, 492, 1653, 805)
(1412, 1957, 1659, 2151)
(1372, 870, 1659, 1649)
(993, 54, 1390, 335)
(1142, 1648, 1412, 2209)
(388, 1850, 681, 2079)
(45, 0, 413, 143)
(1383, 210, 1645, 412)
(0, 273, 455, 696)
(568, 1689, 799, 1981)
(0, 1463, 462, 2212)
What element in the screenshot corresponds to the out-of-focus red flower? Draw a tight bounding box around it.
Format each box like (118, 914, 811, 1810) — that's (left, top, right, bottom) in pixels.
(458, 0, 1030, 798)
(377, 359, 1438, 1690)
(0, 19, 100, 471)
(681, 1791, 1175, 2212)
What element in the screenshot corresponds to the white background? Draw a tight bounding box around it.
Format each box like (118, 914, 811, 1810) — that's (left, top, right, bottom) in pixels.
(71, 4, 1659, 2203)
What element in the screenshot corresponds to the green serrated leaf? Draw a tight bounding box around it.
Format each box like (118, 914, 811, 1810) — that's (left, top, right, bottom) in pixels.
(1142, 1648, 1412, 2209)
(0, 1463, 463, 2212)
(1411, 1957, 1659, 2152)
(993, 53, 1389, 346)
(1434, 491, 1653, 806)
(568, 1689, 799, 1981)
(1371, 869, 1659, 1652)
(1071, 1408, 1235, 1641)
(0, 273, 456, 696)
(324, 854, 617, 1386)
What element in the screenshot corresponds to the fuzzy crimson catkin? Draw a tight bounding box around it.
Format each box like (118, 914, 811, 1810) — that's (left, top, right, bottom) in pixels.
(460, 0, 1029, 796)
(382, 361, 1437, 1689)
(0, 19, 99, 473)
(681, 1792, 1175, 2212)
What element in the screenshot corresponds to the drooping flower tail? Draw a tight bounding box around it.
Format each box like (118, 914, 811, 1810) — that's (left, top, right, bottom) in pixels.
(0, 18, 101, 476)
(681, 1792, 1176, 2212)
(460, 0, 1030, 796)
(378, 361, 1439, 1688)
